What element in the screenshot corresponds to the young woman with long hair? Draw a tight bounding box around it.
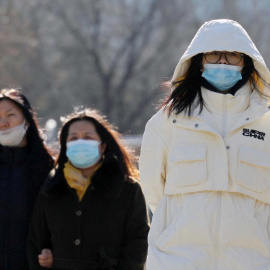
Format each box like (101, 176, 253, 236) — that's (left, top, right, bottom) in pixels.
(139, 19, 270, 270)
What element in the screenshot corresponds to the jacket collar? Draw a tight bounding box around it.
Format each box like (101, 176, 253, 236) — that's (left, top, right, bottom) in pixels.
(200, 84, 251, 114)
(44, 158, 126, 200)
(172, 85, 270, 136)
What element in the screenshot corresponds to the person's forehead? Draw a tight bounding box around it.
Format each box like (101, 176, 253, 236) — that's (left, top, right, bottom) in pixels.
(68, 120, 96, 132)
(0, 99, 22, 111)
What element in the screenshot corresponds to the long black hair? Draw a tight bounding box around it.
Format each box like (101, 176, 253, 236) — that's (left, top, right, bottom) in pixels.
(161, 54, 262, 116)
(56, 108, 139, 182)
(0, 89, 54, 188)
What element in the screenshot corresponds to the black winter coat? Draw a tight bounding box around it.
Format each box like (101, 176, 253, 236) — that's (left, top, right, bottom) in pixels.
(0, 146, 51, 270)
(27, 160, 150, 270)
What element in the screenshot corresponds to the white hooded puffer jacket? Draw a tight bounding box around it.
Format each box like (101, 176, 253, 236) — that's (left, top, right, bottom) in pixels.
(140, 19, 270, 270)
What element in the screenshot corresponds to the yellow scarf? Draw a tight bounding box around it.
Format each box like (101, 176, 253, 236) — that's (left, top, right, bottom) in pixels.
(64, 162, 101, 201)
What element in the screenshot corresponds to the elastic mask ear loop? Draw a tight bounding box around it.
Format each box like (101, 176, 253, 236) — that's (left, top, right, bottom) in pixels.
(100, 142, 105, 160)
(24, 120, 29, 131)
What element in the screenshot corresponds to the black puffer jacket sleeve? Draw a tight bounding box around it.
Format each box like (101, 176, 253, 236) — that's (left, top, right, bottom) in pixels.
(118, 182, 150, 270)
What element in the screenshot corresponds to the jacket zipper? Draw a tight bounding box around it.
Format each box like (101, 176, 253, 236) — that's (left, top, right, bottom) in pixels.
(221, 96, 227, 138)
(214, 96, 227, 269)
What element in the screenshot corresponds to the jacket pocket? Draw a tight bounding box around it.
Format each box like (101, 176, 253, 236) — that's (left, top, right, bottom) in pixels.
(168, 143, 207, 187)
(154, 208, 184, 251)
(237, 146, 270, 193)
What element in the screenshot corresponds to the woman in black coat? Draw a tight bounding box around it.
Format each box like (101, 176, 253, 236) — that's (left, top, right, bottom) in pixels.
(27, 108, 150, 270)
(0, 89, 54, 270)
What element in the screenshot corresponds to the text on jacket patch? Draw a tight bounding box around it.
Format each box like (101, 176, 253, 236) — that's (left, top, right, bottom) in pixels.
(242, 128, 265, 140)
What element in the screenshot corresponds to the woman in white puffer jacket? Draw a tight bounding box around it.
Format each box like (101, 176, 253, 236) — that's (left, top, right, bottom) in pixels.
(139, 19, 270, 270)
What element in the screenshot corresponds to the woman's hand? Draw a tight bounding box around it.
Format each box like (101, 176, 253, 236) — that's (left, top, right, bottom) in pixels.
(38, 248, 53, 268)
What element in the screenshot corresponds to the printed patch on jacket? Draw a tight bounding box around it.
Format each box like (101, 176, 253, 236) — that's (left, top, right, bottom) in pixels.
(242, 128, 265, 140)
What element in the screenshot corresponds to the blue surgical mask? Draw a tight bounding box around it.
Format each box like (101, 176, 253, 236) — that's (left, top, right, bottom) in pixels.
(66, 139, 101, 169)
(202, 64, 242, 91)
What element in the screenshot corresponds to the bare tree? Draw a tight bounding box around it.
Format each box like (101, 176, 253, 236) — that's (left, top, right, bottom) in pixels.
(41, 0, 191, 132)
(1, 0, 270, 135)
(0, 0, 54, 116)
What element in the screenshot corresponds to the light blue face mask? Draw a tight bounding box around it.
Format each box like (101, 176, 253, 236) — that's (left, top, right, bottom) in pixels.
(202, 64, 242, 91)
(66, 139, 101, 169)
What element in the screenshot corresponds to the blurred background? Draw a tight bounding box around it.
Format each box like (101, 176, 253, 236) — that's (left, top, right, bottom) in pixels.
(0, 0, 270, 148)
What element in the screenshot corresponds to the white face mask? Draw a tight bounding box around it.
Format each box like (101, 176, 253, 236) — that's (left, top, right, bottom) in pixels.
(0, 120, 28, 146)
